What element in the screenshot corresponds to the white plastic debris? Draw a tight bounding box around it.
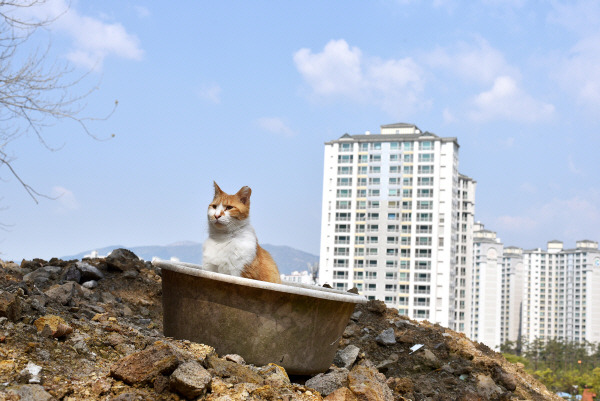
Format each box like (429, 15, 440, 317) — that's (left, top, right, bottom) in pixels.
(409, 344, 424, 354)
(23, 362, 42, 384)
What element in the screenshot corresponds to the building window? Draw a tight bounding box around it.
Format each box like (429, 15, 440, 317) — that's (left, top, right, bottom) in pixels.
(337, 166, 353, 175)
(419, 141, 433, 150)
(339, 143, 353, 152)
(338, 155, 353, 163)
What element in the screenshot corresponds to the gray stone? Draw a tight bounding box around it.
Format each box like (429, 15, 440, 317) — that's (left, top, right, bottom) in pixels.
(76, 261, 105, 281)
(350, 310, 362, 321)
(375, 327, 396, 345)
(6, 384, 54, 401)
(305, 367, 349, 397)
(169, 361, 212, 399)
(106, 248, 144, 272)
(63, 264, 82, 283)
(333, 344, 360, 369)
(44, 282, 82, 305)
(82, 280, 98, 289)
(23, 269, 50, 284)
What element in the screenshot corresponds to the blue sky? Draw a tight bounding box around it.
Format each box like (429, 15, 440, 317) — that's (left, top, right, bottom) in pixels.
(2, 0, 600, 261)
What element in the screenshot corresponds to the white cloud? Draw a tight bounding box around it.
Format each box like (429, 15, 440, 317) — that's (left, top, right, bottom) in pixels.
(494, 193, 600, 246)
(551, 34, 600, 114)
(14, 0, 143, 70)
(134, 6, 151, 19)
(425, 38, 518, 84)
(568, 155, 584, 176)
(197, 83, 222, 104)
(52, 186, 79, 211)
(442, 108, 457, 124)
(293, 39, 425, 115)
(468, 76, 554, 123)
(256, 117, 295, 138)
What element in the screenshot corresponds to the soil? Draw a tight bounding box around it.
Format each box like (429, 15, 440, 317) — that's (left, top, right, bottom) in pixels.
(0, 251, 561, 400)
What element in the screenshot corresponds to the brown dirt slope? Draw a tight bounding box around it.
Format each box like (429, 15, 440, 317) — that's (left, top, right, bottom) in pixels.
(0, 251, 561, 400)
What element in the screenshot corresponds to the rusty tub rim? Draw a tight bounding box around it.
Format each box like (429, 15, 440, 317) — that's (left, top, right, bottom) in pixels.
(153, 259, 367, 304)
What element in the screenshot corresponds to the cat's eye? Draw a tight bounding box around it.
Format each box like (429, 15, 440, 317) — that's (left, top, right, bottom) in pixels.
(225, 205, 234, 211)
(210, 204, 217, 209)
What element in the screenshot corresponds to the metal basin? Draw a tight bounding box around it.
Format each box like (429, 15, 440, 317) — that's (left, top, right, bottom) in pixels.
(154, 260, 366, 375)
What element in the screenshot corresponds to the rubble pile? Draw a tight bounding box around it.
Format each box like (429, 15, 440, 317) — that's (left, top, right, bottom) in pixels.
(0, 250, 561, 400)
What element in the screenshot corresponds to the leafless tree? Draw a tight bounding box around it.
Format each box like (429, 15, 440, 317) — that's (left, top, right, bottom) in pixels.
(0, 0, 116, 205)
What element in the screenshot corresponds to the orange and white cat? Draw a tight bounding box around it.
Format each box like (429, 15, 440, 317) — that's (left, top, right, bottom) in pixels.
(202, 182, 281, 283)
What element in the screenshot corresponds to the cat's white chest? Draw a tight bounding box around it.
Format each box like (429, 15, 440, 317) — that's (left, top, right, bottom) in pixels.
(202, 226, 257, 276)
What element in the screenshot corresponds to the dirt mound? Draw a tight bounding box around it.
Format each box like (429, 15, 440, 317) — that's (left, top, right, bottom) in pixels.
(0, 251, 560, 400)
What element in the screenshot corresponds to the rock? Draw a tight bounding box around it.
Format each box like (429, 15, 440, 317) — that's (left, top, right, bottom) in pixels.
(0, 290, 21, 321)
(386, 377, 414, 395)
(375, 353, 399, 372)
(417, 349, 441, 369)
(110, 342, 184, 385)
(20, 259, 46, 270)
(375, 328, 396, 346)
(106, 248, 144, 272)
(306, 367, 349, 397)
(350, 310, 362, 321)
(169, 361, 212, 399)
(34, 315, 73, 338)
(348, 364, 393, 401)
(206, 355, 263, 385)
(325, 387, 358, 401)
(493, 369, 517, 392)
(76, 261, 105, 281)
(333, 344, 360, 369)
(366, 300, 387, 314)
(475, 374, 503, 398)
(6, 384, 54, 401)
(82, 280, 98, 289)
(44, 282, 83, 305)
(256, 363, 290, 387)
(224, 354, 246, 364)
(63, 264, 82, 283)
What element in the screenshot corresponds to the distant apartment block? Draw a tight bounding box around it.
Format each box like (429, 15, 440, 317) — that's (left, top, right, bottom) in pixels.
(470, 223, 503, 348)
(469, 222, 600, 349)
(280, 270, 314, 285)
(319, 123, 474, 328)
(520, 240, 600, 345)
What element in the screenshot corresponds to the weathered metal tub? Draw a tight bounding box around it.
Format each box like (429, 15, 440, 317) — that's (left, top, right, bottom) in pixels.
(153, 260, 366, 375)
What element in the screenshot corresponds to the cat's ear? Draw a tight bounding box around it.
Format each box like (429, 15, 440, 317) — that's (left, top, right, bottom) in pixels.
(236, 186, 252, 205)
(213, 181, 224, 197)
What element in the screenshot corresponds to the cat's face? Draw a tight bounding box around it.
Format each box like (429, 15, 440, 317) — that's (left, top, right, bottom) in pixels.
(207, 182, 251, 230)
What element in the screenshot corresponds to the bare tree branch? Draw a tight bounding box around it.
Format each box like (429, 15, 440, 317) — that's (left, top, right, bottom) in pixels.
(0, 0, 116, 205)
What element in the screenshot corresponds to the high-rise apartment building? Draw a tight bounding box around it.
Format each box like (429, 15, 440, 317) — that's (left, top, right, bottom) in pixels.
(319, 123, 473, 328)
(470, 223, 503, 348)
(521, 241, 600, 344)
(455, 175, 476, 334)
(469, 228, 600, 349)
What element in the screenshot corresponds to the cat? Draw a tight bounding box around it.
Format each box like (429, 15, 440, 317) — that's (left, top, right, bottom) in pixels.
(202, 182, 281, 284)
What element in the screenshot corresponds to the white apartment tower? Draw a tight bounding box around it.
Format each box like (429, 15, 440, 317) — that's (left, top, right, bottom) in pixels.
(521, 241, 600, 344)
(319, 123, 469, 327)
(470, 223, 503, 348)
(455, 175, 476, 334)
(500, 246, 525, 346)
